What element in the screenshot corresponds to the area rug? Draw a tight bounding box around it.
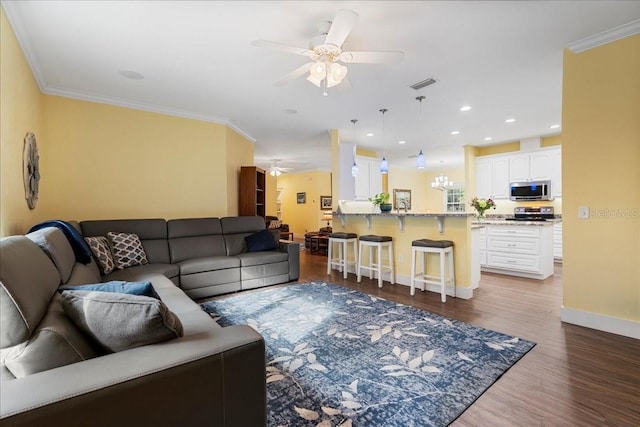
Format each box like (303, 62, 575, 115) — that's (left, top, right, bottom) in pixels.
(200, 282, 535, 427)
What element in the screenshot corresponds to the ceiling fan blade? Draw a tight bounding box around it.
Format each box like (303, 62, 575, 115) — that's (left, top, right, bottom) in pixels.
(340, 50, 404, 64)
(324, 9, 359, 47)
(251, 39, 312, 56)
(274, 62, 313, 86)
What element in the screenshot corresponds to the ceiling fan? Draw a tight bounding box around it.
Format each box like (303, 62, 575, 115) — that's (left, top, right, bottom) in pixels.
(251, 9, 404, 94)
(267, 160, 294, 176)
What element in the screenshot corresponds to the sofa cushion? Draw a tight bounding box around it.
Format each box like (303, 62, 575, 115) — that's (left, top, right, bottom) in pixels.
(235, 250, 288, 267)
(3, 294, 98, 378)
(81, 219, 170, 263)
(108, 232, 149, 269)
(245, 229, 277, 252)
(26, 227, 75, 283)
(221, 216, 266, 256)
(167, 218, 226, 263)
(60, 290, 183, 353)
(0, 236, 61, 348)
(65, 260, 102, 286)
(84, 236, 115, 274)
(178, 256, 240, 275)
(59, 281, 160, 300)
(102, 263, 179, 282)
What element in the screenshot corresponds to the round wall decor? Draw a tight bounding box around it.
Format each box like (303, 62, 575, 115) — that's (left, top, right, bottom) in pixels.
(23, 132, 40, 209)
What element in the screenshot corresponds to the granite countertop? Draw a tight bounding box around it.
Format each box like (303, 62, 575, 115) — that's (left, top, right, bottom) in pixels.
(471, 218, 561, 226)
(336, 212, 475, 218)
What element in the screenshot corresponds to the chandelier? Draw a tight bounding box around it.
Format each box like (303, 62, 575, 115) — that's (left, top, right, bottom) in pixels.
(431, 174, 453, 191)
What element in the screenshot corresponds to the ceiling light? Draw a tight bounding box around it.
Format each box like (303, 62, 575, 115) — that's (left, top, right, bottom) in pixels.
(484, 137, 493, 141)
(269, 169, 281, 177)
(550, 124, 561, 129)
(431, 174, 453, 191)
(505, 118, 516, 123)
(380, 157, 389, 174)
(379, 108, 389, 174)
(450, 131, 460, 135)
(398, 140, 406, 144)
(460, 105, 471, 112)
(416, 150, 425, 169)
(366, 133, 374, 137)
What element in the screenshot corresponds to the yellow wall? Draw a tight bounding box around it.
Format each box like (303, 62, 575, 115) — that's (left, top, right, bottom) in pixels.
(226, 127, 256, 216)
(277, 170, 332, 236)
(41, 96, 235, 221)
(387, 167, 465, 213)
(0, 9, 48, 235)
(562, 34, 640, 323)
(476, 141, 520, 156)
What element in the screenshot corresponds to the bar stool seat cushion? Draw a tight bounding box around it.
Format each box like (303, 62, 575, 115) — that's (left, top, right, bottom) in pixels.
(329, 232, 357, 239)
(360, 235, 392, 242)
(412, 239, 454, 248)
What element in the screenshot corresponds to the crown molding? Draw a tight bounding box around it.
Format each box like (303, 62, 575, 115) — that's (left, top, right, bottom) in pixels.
(567, 19, 640, 53)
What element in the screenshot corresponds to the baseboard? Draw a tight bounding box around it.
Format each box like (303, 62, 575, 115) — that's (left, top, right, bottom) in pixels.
(331, 267, 474, 300)
(561, 307, 640, 339)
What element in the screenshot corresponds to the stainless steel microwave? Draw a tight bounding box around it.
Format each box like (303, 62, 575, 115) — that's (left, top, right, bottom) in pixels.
(509, 180, 552, 201)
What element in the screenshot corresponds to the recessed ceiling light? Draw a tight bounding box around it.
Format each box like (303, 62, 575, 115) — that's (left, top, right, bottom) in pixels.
(550, 124, 560, 129)
(450, 131, 460, 135)
(119, 70, 144, 80)
(398, 140, 406, 144)
(282, 109, 297, 114)
(484, 137, 493, 141)
(366, 133, 374, 137)
(460, 105, 471, 112)
(505, 118, 516, 123)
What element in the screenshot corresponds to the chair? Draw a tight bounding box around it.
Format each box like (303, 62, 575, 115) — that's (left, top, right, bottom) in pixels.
(410, 239, 455, 302)
(327, 232, 358, 279)
(357, 235, 394, 288)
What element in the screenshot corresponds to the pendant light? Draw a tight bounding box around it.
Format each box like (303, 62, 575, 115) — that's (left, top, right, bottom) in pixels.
(350, 119, 359, 177)
(416, 96, 426, 169)
(379, 108, 388, 174)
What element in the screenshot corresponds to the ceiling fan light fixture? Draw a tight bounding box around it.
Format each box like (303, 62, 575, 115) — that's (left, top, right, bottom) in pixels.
(310, 61, 326, 79)
(306, 74, 323, 87)
(269, 169, 282, 177)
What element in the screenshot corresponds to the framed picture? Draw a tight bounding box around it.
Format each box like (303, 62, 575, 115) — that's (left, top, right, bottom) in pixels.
(393, 189, 411, 210)
(320, 196, 332, 210)
(297, 192, 306, 204)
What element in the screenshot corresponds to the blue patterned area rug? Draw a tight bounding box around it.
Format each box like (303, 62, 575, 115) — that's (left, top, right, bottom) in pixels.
(200, 282, 535, 427)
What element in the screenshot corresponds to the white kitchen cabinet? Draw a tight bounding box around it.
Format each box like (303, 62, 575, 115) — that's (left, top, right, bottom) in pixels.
(553, 222, 563, 261)
(471, 227, 481, 289)
(478, 226, 487, 267)
(551, 149, 562, 197)
(475, 156, 509, 199)
(508, 148, 559, 183)
(481, 224, 554, 280)
(354, 156, 382, 201)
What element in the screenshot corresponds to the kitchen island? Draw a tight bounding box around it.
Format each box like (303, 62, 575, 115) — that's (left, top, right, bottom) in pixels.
(474, 220, 556, 280)
(332, 206, 478, 299)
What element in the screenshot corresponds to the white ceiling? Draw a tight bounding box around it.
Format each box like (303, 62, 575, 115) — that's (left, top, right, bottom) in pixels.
(4, 1, 640, 173)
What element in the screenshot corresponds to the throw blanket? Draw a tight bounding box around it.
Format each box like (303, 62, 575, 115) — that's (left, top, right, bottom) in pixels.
(28, 220, 93, 264)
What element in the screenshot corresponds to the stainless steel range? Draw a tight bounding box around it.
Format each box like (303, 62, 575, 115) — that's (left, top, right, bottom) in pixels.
(505, 206, 555, 222)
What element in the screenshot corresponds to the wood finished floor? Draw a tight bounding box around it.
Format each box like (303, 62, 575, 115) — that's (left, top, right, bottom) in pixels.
(296, 250, 640, 427)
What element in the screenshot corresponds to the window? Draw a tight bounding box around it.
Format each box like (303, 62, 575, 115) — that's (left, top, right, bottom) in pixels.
(445, 186, 465, 213)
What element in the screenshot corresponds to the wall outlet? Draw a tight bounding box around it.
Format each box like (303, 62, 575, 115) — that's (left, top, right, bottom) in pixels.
(398, 254, 404, 263)
(578, 206, 590, 219)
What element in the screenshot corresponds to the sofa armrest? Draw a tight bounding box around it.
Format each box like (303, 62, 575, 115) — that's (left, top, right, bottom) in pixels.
(0, 313, 266, 427)
(279, 240, 299, 281)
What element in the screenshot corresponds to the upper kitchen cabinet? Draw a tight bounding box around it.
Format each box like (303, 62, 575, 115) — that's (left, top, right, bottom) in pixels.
(476, 156, 509, 199)
(551, 149, 562, 197)
(354, 156, 382, 200)
(508, 148, 559, 182)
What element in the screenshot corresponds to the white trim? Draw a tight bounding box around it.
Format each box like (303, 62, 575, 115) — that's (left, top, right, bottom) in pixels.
(567, 19, 640, 53)
(561, 307, 640, 339)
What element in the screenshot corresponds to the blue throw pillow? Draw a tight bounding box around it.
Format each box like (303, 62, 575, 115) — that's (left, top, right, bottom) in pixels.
(59, 281, 160, 300)
(245, 229, 277, 252)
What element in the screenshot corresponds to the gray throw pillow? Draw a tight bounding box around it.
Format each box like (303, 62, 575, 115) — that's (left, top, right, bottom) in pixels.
(4, 294, 98, 378)
(60, 290, 183, 353)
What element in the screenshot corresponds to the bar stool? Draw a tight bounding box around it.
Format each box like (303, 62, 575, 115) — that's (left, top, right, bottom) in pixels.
(357, 235, 395, 288)
(327, 232, 358, 279)
(410, 239, 455, 302)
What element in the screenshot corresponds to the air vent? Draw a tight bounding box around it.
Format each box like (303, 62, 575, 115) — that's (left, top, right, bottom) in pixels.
(410, 78, 437, 90)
